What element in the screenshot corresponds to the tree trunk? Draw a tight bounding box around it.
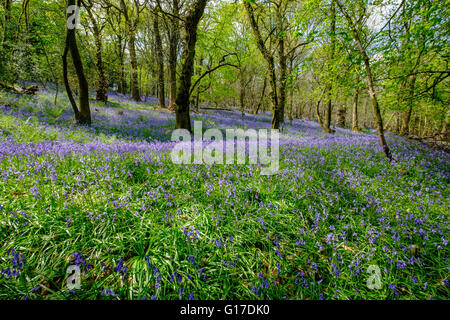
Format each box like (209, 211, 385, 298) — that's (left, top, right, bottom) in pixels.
(116, 35, 126, 94)
(175, 0, 209, 131)
(154, 15, 165, 108)
(168, 0, 180, 110)
(316, 98, 324, 128)
(276, 5, 286, 126)
(86, 4, 108, 102)
(254, 77, 267, 115)
(93, 26, 108, 102)
(244, 1, 280, 129)
(365, 61, 391, 159)
(63, 0, 91, 125)
(2, 0, 11, 43)
(440, 121, 449, 142)
(239, 68, 245, 118)
(129, 32, 140, 101)
(352, 87, 360, 132)
(288, 87, 294, 121)
(323, 1, 336, 133)
(337, 1, 391, 159)
(337, 105, 346, 128)
(401, 74, 416, 135)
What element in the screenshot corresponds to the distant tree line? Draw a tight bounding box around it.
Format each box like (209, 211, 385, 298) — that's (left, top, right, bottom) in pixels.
(0, 0, 448, 157)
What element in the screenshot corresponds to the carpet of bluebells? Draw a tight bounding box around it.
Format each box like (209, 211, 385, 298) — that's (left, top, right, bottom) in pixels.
(0, 89, 449, 300)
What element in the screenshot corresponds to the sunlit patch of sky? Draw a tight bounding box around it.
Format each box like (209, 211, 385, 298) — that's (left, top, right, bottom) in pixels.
(367, 0, 402, 31)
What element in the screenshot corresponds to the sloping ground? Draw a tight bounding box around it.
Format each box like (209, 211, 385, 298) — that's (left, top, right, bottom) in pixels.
(0, 90, 449, 300)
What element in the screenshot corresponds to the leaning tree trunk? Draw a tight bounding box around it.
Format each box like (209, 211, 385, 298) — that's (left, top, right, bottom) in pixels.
(244, 1, 280, 129)
(364, 56, 391, 159)
(154, 15, 165, 108)
(63, 0, 91, 125)
(276, 5, 287, 126)
(175, 0, 209, 131)
(337, 0, 391, 159)
(316, 96, 325, 128)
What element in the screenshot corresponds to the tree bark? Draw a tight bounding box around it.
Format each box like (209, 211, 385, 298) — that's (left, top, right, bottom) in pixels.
(129, 32, 140, 101)
(175, 0, 209, 131)
(316, 98, 324, 128)
(337, 0, 391, 159)
(2, 0, 11, 43)
(63, 0, 91, 125)
(117, 36, 126, 94)
(324, 0, 336, 133)
(276, 4, 287, 126)
(401, 74, 416, 135)
(254, 77, 267, 115)
(119, 0, 141, 101)
(337, 105, 346, 128)
(154, 15, 165, 108)
(168, 0, 180, 110)
(244, 1, 280, 129)
(93, 28, 108, 102)
(239, 67, 245, 118)
(352, 87, 361, 132)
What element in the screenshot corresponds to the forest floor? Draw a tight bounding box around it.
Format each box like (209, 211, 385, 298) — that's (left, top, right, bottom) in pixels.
(0, 89, 448, 300)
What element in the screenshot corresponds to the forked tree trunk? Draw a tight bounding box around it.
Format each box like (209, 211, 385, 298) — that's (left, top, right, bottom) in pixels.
(63, 0, 91, 125)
